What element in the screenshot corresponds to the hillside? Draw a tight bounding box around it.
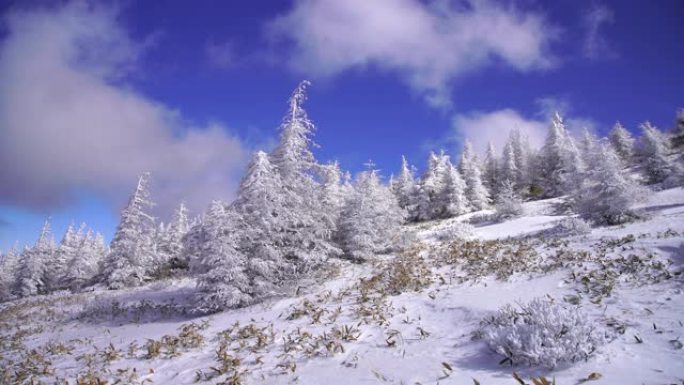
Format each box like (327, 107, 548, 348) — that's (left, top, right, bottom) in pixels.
(1, 188, 683, 385)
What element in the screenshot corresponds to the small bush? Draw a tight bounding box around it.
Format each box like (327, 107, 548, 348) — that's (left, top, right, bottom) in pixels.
(495, 181, 524, 221)
(549, 217, 591, 237)
(495, 199, 524, 221)
(466, 212, 496, 225)
(430, 221, 475, 241)
(480, 297, 609, 368)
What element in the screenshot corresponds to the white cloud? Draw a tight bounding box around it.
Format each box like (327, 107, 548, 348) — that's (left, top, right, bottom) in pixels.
(267, 0, 556, 108)
(450, 100, 599, 156)
(452, 108, 547, 154)
(0, 2, 249, 217)
(582, 3, 616, 60)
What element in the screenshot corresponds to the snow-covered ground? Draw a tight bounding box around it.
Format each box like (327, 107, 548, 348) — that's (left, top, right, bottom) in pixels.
(2, 188, 683, 385)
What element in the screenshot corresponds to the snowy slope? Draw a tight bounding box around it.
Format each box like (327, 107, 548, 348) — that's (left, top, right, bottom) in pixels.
(1, 188, 683, 385)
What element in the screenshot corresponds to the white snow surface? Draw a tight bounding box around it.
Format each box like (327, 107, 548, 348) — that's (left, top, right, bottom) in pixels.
(2, 188, 684, 384)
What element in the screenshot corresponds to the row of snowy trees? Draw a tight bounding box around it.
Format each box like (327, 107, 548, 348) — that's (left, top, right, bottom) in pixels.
(0, 221, 107, 301)
(391, 111, 683, 224)
(0, 177, 192, 301)
(2, 81, 682, 310)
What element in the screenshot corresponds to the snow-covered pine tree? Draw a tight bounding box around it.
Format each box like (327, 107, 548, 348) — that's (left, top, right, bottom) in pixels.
(578, 128, 599, 170)
(269, 81, 339, 271)
(483, 142, 499, 196)
(510, 128, 531, 191)
(460, 141, 490, 210)
(537, 112, 569, 197)
(153, 221, 170, 272)
(671, 108, 684, 148)
(439, 164, 468, 217)
(560, 134, 585, 193)
(182, 215, 205, 273)
(638, 121, 683, 186)
(537, 112, 585, 197)
(102, 172, 156, 289)
(573, 143, 646, 224)
(49, 224, 83, 291)
(169, 203, 190, 265)
(190, 201, 224, 275)
(495, 180, 523, 220)
(338, 166, 405, 261)
(416, 152, 449, 220)
(16, 219, 55, 297)
(156, 203, 190, 273)
(92, 232, 107, 262)
(499, 141, 518, 190)
(0, 245, 20, 301)
(232, 151, 292, 299)
(64, 230, 103, 291)
(392, 155, 418, 219)
(195, 203, 250, 312)
(319, 161, 348, 225)
(608, 122, 635, 163)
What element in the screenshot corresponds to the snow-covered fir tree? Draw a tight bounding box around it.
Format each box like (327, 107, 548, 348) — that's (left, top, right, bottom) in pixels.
(182, 215, 205, 272)
(671, 108, 684, 148)
(573, 144, 646, 224)
(232, 151, 292, 298)
(0, 245, 20, 301)
(269, 81, 339, 270)
(537, 112, 569, 197)
(338, 166, 405, 261)
(561, 134, 585, 193)
(439, 163, 468, 217)
(319, 161, 348, 225)
(190, 201, 224, 275)
(102, 173, 156, 289)
(499, 141, 518, 190)
(537, 112, 585, 197)
(578, 128, 600, 170)
(16, 219, 55, 297)
(64, 230, 106, 291)
(416, 152, 449, 221)
(156, 203, 190, 273)
(608, 122, 635, 163)
(49, 224, 83, 291)
(460, 141, 490, 210)
(483, 142, 499, 196)
(638, 121, 683, 186)
(509, 128, 531, 191)
(195, 203, 250, 312)
(391, 155, 418, 219)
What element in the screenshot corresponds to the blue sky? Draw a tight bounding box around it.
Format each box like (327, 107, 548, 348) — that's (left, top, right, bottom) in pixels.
(0, 0, 682, 251)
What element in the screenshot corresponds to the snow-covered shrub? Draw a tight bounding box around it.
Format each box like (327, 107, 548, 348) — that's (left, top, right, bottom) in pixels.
(549, 217, 591, 237)
(481, 297, 609, 368)
(430, 221, 475, 241)
(466, 212, 496, 225)
(495, 181, 524, 221)
(389, 227, 419, 251)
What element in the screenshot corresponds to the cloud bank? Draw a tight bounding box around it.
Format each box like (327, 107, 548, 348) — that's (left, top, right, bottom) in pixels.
(452, 108, 547, 154)
(451, 98, 599, 155)
(267, 0, 556, 108)
(0, 2, 249, 217)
